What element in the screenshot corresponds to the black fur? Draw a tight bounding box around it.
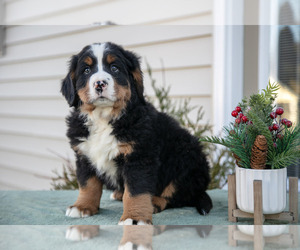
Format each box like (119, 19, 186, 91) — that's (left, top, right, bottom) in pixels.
(61, 55, 79, 107)
(62, 42, 213, 217)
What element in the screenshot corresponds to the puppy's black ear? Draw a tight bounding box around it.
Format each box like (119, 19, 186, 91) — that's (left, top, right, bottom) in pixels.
(124, 50, 145, 104)
(61, 55, 79, 107)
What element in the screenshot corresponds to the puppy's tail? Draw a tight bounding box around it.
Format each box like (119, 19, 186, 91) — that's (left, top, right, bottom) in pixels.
(195, 192, 213, 216)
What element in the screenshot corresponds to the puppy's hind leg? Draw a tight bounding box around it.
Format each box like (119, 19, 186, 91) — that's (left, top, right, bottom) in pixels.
(152, 181, 176, 213)
(110, 190, 123, 201)
(152, 196, 168, 214)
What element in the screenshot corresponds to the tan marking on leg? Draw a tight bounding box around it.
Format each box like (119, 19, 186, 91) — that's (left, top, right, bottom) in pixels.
(72, 177, 103, 216)
(84, 56, 93, 66)
(120, 185, 153, 224)
(106, 54, 116, 64)
(118, 142, 134, 156)
(151, 182, 176, 214)
(161, 182, 176, 198)
(152, 196, 167, 214)
(113, 190, 123, 201)
(111, 83, 131, 118)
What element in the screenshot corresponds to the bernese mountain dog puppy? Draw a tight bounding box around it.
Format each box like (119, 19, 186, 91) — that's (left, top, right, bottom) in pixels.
(61, 42, 212, 225)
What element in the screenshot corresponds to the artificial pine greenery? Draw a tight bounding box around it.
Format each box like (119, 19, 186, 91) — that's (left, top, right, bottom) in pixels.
(270, 125, 300, 169)
(200, 82, 300, 169)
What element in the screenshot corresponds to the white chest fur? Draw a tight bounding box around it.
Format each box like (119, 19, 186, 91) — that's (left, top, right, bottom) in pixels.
(77, 108, 120, 186)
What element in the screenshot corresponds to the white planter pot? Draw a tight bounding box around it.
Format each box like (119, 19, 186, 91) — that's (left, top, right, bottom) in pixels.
(235, 166, 287, 214)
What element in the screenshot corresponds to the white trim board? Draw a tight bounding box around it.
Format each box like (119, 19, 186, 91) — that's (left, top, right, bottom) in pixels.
(213, 0, 244, 135)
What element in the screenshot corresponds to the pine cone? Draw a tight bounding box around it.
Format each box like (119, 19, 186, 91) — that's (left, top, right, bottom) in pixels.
(250, 135, 268, 169)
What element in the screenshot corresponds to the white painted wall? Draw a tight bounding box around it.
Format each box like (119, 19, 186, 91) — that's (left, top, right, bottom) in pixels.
(0, 0, 214, 190)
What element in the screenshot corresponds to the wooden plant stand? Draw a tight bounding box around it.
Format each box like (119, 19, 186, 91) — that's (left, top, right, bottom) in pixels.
(228, 174, 298, 225)
(228, 225, 299, 250)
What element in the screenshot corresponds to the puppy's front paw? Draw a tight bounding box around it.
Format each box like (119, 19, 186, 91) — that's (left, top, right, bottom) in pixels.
(65, 205, 98, 218)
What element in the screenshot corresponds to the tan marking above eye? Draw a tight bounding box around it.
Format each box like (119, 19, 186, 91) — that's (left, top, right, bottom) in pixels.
(84, 56, 93, 66)
(107, 54, 116, 64)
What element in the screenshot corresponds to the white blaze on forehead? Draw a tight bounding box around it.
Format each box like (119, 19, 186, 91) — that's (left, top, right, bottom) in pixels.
(88, 43, 116, 104)
(91, 43, 107, 71)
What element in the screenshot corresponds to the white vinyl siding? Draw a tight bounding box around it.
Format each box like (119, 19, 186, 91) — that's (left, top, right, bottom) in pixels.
(0, 0, 213, 190)
(5, 0, 212, 25)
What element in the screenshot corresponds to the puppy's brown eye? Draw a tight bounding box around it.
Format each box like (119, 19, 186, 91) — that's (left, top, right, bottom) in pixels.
(84, 67, 91, 74)
(110, 65, 119, 73)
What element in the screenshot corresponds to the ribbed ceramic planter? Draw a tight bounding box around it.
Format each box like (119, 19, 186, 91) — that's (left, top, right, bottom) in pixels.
(235, 166, 287, 214)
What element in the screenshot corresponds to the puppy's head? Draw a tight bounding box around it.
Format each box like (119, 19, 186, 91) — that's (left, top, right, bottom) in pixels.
(61, 42, 144, 116)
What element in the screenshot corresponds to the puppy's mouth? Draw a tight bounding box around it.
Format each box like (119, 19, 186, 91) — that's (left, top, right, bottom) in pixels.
(89, 93, 115, 106)
(97, 93, 114, 101)
(98, 95, 108, 100)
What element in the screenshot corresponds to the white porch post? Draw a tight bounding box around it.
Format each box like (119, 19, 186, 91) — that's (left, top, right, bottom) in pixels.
(213, 0, 244, 135)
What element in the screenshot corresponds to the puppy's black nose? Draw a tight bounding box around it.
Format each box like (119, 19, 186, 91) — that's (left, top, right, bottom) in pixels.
(94, 80, 108, 92)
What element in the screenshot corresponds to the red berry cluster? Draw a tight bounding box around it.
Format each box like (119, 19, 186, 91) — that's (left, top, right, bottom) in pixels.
(268, 107, 293, 147)
(231, 106, 249, 124)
